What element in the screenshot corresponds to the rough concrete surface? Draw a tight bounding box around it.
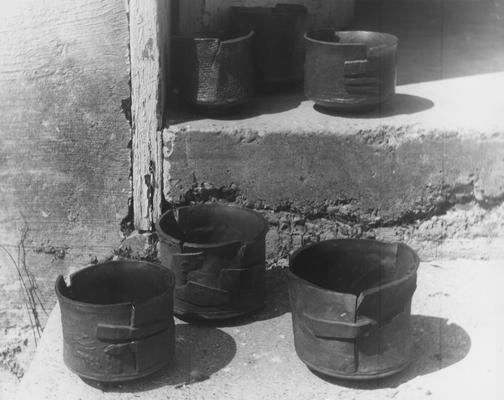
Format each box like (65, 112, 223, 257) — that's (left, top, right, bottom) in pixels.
(262, 201, 504, 265)
(165, 0, 504, 227)
(14, 259, 504, 400)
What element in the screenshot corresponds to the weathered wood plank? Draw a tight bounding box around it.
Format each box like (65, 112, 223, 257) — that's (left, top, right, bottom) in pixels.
(129, 0, 170, 230)
(0, 1, 131, 378)
(0, 0, 131, 251)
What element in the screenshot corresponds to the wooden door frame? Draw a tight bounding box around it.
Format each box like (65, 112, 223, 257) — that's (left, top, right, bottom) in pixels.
(128, 0, 170, 230)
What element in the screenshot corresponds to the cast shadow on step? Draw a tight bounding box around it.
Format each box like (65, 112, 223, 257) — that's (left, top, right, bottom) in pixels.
(313, 93, 434, 119)
(311, 314, 471, 389)
(82, 268, 291, 393)
(84, 323, 237, 393)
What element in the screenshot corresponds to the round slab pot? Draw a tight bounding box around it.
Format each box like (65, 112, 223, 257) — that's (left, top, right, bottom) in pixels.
(305, 30, 398, 112)
(55, 261, 175, 383)
(156, 204, 268, 320)
(172, 30, 254, 112)
(287, 239, 419, 380)
(230, 4, 309, 90)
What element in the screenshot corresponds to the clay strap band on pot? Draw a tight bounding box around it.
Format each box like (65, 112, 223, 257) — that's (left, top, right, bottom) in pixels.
(302, 313, 378, 339)
(96, 319, 173, 342)
(344, 59, 380, 95)
(302, 274, 417, 340)
(171, 252, 206, 282)
(174, 262, 263, 307)
(176, 281, 230, 307)
(102, 329, 173, 373)
(356, 271, 418, 324)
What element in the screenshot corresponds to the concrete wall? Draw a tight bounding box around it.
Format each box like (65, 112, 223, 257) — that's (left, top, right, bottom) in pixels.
(0, 0, 131, 356)
(164, 0, 504, 262)
(175, 0, 354, 34)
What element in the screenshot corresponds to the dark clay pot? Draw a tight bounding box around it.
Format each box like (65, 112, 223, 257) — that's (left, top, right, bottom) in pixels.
(55, 261, 175, 383)
(305, 30, 398, 112)
(156, 204, 268, 320)
(287, 239, 419, 380)
(172, 30, 254, 111)
(230, 4, 309, 90)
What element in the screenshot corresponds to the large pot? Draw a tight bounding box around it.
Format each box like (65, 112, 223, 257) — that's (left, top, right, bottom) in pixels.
(55, 261, 175, 383)
(230, 4, 309, 89)
(287, 239, 419, 379)
(305, 30, 398, 112)
(172, 30, 255, 111)
(156, 204, 268, 320)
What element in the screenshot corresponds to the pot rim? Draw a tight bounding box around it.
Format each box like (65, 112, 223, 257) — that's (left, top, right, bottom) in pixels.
(156, 203, 269, 249)
(172, 29, 254, 45)
(55, 260, 175, 309)
(287, 239, 419, 297)
(304, 30, 399, 51)
(230, 4, 308, 15)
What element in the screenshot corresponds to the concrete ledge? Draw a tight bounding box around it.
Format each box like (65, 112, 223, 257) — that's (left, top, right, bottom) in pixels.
(16, 260, 504, 400)
(164, 0, 504, 226)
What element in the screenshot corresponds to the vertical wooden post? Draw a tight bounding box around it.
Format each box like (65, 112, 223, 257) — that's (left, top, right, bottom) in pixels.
(129, 0, 170, 230)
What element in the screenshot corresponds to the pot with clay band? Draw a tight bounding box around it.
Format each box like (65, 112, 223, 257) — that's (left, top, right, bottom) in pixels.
(287, 239, 419, 380)
(156, 203, 268, 320)
(55, 261, 175, 383)
(230, 4, 309, 90)
(172, 30, 254, 112)
(305, 30, 398, 112)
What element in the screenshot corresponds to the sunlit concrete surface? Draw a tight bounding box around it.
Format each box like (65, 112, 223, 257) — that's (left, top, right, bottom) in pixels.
(15, 259, 504, 400)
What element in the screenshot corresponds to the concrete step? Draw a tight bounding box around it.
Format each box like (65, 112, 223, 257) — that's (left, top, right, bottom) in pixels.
(163, 0, 504, 258)
(15, 259, 504, 400)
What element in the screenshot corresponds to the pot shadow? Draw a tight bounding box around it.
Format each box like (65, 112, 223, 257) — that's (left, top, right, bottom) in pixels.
(83, 324, 236, 393)
(309, 314, 471, 389)
(313, 93, 434, 119)
(178, 267, 291, 328)
(167, 87, 304, 124)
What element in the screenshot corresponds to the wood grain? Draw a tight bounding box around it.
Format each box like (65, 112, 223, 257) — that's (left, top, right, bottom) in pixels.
(129, 0, 170, 230)
(0, 0, 131, 251)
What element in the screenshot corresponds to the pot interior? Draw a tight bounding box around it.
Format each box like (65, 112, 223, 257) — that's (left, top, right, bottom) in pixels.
(174, 29, 251, 42)
(158, 205, 266, 245)
(290, 240, 417, 295)
(232, 4, 307, 15)
(58, 261, 172, 305)
(307, 30, 397, 48)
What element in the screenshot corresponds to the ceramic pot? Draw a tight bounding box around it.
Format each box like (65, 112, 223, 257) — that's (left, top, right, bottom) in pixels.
(156, 204, 269, 320)
(172, 30, 255, 111)
(305, 30, 398, 112)
(287, 239, 419, 379)
(56, 261, 175, 382)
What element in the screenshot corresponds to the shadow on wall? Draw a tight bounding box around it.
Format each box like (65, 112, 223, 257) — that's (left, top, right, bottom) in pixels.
(312, 314, 471, 389)
(88, 324, 237, 393)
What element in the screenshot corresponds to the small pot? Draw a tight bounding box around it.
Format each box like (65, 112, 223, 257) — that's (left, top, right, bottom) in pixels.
(230, 4, 309, 90)
(156, 203, 268, 320)
(55, 261, 175, 383)
(287, 239, 419, 379)
(305, 30, 398, 112)
(172, 30, 255, 111)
